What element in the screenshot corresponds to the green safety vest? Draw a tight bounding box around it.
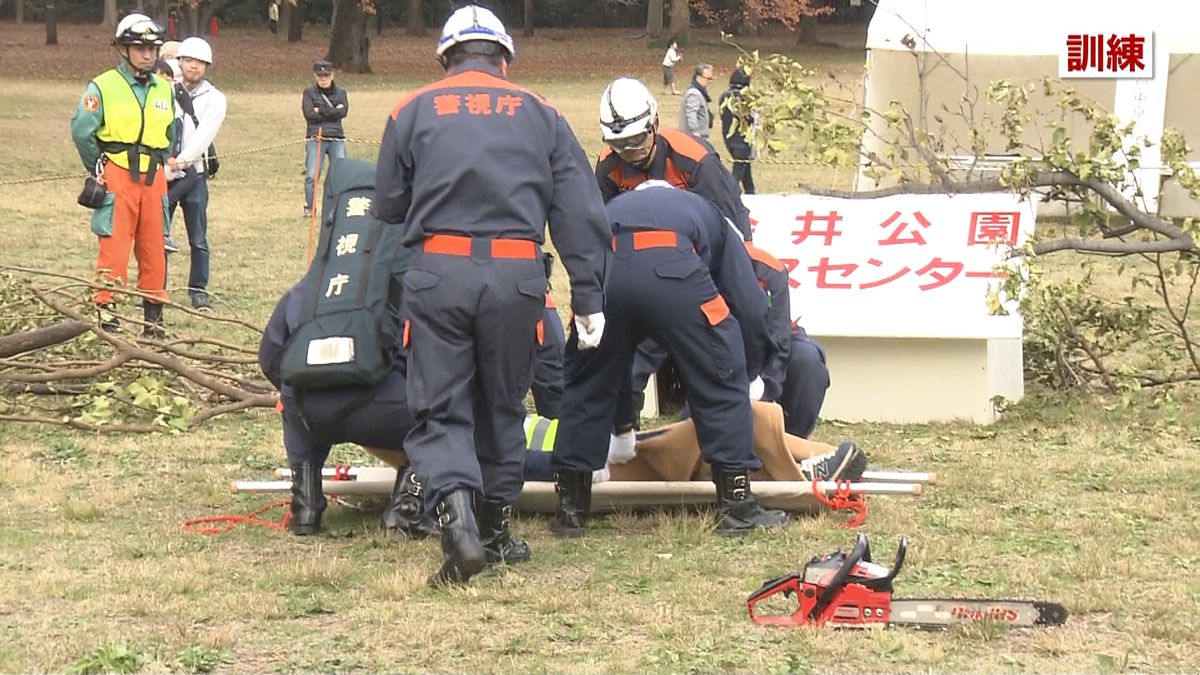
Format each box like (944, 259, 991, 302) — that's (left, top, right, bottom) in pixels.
(92, 69, 174, 172)
(524, 415, 558, 453)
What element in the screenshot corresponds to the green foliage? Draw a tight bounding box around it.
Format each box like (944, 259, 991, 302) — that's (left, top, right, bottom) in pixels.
(73, 375, 194, 431)
(66, 642, 147, 675)
(174, 645, 227, 674)
(729, 47, 1200, 397)
(33, 436, 89, 465)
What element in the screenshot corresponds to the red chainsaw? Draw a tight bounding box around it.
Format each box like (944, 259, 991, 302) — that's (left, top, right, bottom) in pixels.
(747, 533, 1068, 629)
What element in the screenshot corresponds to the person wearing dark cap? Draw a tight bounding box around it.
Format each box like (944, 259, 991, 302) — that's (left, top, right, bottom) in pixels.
(301, 59, 348, 217)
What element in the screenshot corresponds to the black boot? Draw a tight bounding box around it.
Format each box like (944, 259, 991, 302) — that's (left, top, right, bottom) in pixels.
(712, 469, 789, 536)
(477, 496, 531, 565)
(288, 461, 326, 536)
(142, 300, 166, 339)
(427, 490, 486, 587)
(380, 465, 436, 539)
(550, 470, 592, 538)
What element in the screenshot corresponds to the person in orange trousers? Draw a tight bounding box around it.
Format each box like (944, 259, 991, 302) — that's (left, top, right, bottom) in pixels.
(70, 13, 175, 337)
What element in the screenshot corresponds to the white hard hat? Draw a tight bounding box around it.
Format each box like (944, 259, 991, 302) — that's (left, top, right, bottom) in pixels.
(113, 13, 164, 45)
(177, 36, 213, 65)
(600, 78, 658, 141)
(435, 5, 514, 66)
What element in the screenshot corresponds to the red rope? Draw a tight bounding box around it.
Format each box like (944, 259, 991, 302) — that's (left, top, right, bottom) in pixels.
(812, 478, 869, 528)
(182, 499, 292, 535)
(331, 464, 352, 480)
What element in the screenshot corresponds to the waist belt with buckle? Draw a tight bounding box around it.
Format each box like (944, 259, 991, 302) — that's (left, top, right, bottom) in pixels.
(422, 234, 539, 260)
(99, 141, 166, 185)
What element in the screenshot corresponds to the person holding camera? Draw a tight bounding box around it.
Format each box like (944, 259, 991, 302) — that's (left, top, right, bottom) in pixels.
(71, 13, 176, 337)
(165, 36, 226, 313)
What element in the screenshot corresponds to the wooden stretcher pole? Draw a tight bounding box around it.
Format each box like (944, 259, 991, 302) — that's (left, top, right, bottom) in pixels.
(276, 466, 938, 486)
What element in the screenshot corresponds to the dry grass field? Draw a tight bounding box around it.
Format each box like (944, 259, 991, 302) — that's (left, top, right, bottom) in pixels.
(0, 20, 1197, 674)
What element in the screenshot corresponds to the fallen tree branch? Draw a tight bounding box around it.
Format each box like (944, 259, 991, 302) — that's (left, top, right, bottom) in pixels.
(0, 320, 89, 358)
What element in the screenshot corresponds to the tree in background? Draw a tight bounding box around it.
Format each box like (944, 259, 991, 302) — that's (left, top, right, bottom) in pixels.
(692, 0, 832, 38)
(327, 0, 372, 72)
(669, 0, 689, 41)
(406, 0, 424, 36)
(647, 0, 664, 38)
(103, 0, 117, 26)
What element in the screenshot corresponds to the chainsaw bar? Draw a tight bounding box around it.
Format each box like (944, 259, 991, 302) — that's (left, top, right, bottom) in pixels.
(888, 599, 1069, 629)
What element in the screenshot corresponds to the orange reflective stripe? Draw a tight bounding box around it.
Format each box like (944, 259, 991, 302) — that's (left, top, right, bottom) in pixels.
(424, 234, 472, 256)
(275, 398, 285, 413)
(745, 243, 786, 272)
(633, 230, 679, 250)
(491, 239, 537, 259)
(536, 318, 545, 346)
(700, 294, 730, 326)
(659, 128, 711, 163)
(544, 292, 556, 309)
(403, 319, 411, 348)
(423, 234, 537, 259)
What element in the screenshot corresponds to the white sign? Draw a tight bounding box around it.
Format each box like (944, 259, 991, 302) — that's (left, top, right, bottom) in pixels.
(743, 192, 1037, 340)
(1059, 30, 1154, 79)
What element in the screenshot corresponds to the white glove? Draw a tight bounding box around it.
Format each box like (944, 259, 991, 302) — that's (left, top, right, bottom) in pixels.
(748, 376, 765, 401)
(574, 312, 606, 350)
(592, 466, 611, 484)
(607, 430, 637, 465)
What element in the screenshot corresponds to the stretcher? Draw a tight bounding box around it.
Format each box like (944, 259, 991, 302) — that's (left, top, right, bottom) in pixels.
(235, 467, 931, 514)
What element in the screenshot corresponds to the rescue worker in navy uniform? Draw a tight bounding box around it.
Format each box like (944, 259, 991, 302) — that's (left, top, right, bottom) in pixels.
(258, 279, 436, 539)
(551, 181, 788, 537)
(595, 77, 753, 241)
(373, 5, 611, 586)
(631, 243, 832, 438)
(744, 242, 830, 437)
(530, 251, 566, 418)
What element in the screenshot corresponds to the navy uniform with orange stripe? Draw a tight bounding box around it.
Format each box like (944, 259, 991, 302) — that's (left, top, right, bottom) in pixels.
(551, 183, 787, 536)
(531, 292, 567, 418)
(595, 128, 753, 241)
(372, 9, 610, 585)
(745, 243, 831, 438)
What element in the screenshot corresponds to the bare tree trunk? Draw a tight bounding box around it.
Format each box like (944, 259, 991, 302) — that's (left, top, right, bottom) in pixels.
(328, 0, 371, 73)
(523, 0, 533, 38)
(45, 2, 58, 44)
(669, 0, 690, 43)
(795, 15, 820, 45)
(646, 0, 663, 39)
(287, 0, 303, 42)
(15, 0, 23, 25)
(102, 0, 118, 27)
(135, 0, 143, 12)
(405, 0, 424, 37)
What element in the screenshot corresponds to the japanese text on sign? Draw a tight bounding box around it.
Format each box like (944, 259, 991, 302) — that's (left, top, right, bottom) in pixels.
(1060, 31, 1153, 79)
(744, 192, 1036, 339)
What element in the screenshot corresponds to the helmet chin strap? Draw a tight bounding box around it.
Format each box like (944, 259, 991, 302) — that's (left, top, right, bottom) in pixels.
(119, 45, 156, 80)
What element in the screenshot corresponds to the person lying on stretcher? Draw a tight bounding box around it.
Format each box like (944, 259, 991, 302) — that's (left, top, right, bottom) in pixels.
(369, 402, 867, 538)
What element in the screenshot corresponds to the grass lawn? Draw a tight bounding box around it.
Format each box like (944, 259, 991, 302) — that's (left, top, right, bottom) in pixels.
(0, 21, 1198, 674)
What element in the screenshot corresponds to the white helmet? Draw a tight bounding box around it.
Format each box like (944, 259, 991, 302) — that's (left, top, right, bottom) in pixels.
(177, 36, 213, 65)
(436, 5, 515, 67)
(113, 13, 164, 46)
(600, 78, 658, 141)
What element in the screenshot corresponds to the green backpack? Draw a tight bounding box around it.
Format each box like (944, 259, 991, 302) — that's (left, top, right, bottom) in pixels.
(280, 158, 411, 389)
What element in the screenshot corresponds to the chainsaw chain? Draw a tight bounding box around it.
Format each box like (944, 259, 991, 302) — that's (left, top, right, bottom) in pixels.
(889, 599, 1068, 629)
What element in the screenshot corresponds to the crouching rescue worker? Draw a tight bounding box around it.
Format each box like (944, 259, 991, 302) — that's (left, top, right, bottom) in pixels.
(631, 242, 832, 438)
(551, 181, 788, 537)
(258, 278, 439, 540)
(72, 13, 175, 337)
(372, 5, 611, 586)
